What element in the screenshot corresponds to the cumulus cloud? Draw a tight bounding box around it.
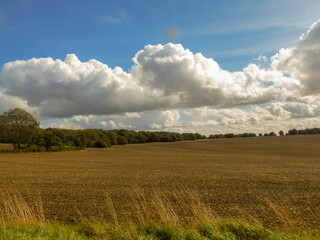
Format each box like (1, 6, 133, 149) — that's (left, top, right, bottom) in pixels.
(0, 92, 38, 118)
(42, 100, 320, 135)
(0, 43, 288, 119)
(1, 19, 320, 134)
(271, 19, 320, 95)
(44, 110, 181, 131)
(0, 55, 149, 118)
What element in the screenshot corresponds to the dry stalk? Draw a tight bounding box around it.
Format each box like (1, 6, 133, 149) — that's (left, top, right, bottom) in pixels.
(105, 192, 118, 226)
(0, 189, 45, 224)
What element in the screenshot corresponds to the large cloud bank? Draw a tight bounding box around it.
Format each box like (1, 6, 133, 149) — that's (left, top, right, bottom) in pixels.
(1, 20, 320, 134)
(0, 44, 287, 118)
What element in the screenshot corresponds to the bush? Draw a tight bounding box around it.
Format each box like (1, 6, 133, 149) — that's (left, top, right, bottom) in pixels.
(22, 145, 46, 152)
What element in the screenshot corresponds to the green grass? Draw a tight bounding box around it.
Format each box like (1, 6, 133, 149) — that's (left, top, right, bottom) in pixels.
(0, 220, 317, 240)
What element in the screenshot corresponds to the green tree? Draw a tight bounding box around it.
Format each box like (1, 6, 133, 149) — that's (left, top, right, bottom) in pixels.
(74, 134, 87, 149)
(288, 129, 298, 135)
(44, 130, 63, 151)
(117, 136, 128, 145)
(94, 139, 111, 148)
(0, 108, 39, 150)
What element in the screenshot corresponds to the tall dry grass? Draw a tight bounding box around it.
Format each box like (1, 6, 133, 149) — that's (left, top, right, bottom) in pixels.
(0, 186, 319, 235)
(127, 187, 218, 226)
(0, 189, 44, 226)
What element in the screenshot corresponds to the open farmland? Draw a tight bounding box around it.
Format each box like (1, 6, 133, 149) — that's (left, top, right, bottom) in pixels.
(0, 135, 320, 229)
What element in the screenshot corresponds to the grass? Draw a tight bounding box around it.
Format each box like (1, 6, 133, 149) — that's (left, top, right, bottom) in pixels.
(0, 218, 316, 239)
(0, 188, 319, 240)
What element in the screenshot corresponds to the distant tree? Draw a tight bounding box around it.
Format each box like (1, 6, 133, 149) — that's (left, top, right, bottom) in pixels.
(308, 128, 320, 134)
(94, 139, 111, 148)
(74, 134, 87, 149)
(279, 130, 284, 136)
(264, 133, 269, 137)
(117, 136, 128, 145)
(0, 108, 39, 150)
(242, 133, 249, 138)
(225, 133, 235, 138)
(269, 132, 276, 136)
(107, 131, 118, 145)
(259, 133, 263, 137)
(44, 130, 63, 151)
(288, 129, 298, 135)
(149, 132, 161, 142)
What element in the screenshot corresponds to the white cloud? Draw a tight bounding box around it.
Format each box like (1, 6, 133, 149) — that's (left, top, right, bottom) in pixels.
(1, 19, 320, 134)
(0, 43, 289, 119)
(42, 101, 320, 135)
(253, 53, 268, 62)
(0, 91, 39, 118)
(271, 20, 320, 95)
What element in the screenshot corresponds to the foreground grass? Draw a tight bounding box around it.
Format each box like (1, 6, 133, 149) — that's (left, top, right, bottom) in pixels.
(1, 220, 317, 240)
(1, 188, 319, 239)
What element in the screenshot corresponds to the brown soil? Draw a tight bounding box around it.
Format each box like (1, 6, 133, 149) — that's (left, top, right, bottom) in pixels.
(0, 135, 319, 228)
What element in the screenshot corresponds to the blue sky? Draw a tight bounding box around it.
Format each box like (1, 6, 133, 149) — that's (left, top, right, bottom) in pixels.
(1, 0, 320, 134)
(1, 0, 319, 71)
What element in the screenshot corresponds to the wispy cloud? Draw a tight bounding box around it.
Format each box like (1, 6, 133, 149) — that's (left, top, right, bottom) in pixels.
(185, 1, 320, 38)
(100, 15, 121, 24)
(98, 11, 127, 24)
(187, 19, 311, 38)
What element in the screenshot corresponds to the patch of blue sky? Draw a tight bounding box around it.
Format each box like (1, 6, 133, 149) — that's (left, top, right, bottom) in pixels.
(1, 0, 319, 72)
(178, 109, 194, 122)
(256, 99, 284, 109)
(40, 118, 63, 126)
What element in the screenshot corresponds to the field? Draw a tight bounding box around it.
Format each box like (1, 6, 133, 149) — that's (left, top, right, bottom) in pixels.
(0, 135, 320, 232)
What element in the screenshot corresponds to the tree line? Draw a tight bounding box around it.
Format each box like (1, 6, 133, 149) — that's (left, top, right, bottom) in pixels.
(209, 127, 320, 139)
(286, 128, 320, 135)
(0, 108, 206, 152)
(1, 108, 319, 152)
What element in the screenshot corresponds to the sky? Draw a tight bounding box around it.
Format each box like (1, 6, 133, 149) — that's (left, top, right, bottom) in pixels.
(1, 0, 320, 135)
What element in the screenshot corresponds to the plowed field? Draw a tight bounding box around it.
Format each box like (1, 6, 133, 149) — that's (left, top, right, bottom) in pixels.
(1, 135, 319, 228)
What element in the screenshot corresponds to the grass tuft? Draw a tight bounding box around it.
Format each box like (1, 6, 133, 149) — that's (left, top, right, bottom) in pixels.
(0, 189, 319, 239)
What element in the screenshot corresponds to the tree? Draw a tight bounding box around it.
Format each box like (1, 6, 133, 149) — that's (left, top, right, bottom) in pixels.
(288, 129, 298, 135)
(117, 136, 128, 145)
(225, 133, 235, 138)
(74, 134, 87, 149)
(43, 129, 64, 151)
(268, 132, 276, 136)
(279, 130, 284, 136)
(94, 139, 111, 148)
(0, 108, 39, 150)
(242, 133, 249, 137)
